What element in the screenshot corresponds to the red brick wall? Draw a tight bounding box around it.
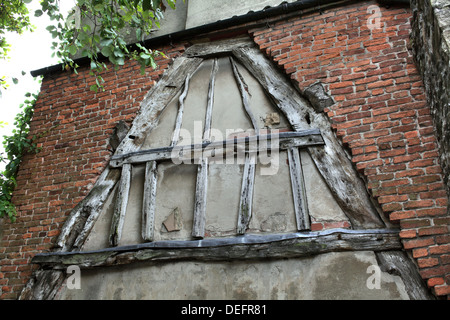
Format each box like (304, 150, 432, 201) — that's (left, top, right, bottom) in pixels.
(1, 0, 449, 299)
(0, 45, 186, 299)
(249, 1, 449, 298)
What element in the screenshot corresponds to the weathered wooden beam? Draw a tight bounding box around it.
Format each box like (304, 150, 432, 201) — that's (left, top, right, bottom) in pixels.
(109, 130, 324, 167)
(114, 56, 203, 155)
(109, 163, 132, 247)
(230, 56, 259, 133)
(287, 147, 310, 231)
(375, 251, 435, 300)
(171, 74, 191, 147)
(18, 269, 66, 300)
(232, 45, 311, 131)
(192, 157, 208, 238)
(203, 58, 219, 142)
(184, 36, 253, 58)
(31, 229, 402, 270)
(230, 55, 259, 235)
(237, 153, 256, 234)
(307, 132, 385, 229)
(142, 161, 158, 242)
(191, 59, 219, 239)
(57, 168, 121, 251)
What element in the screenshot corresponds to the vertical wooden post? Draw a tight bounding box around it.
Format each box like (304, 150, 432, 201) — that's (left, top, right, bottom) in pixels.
(287, 148, 310, 231)
(109, 163, 132, 246)
(142, 161, 158, 242)
(171, 74, 191, 147)
(231, 57, 259, 235)
(192, 59, 218, 238)
(237, 153, 256, 234)
(192, 157, 209, 238)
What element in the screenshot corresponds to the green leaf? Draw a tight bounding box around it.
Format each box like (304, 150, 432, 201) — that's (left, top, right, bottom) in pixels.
(132, 14, 141, 24)
(136, 28, 143, 41)
(34, 10, 43, 17)
(100, 39, 113, 47)
(94, 4, 103, 11)
(167, 0, 176, 10)
(68, 45, 77, 56)
(116, 57, 125, 65)
(12, 78, 18, 85)
(101, 46, 112, 57)
(114, 48, 125, 57)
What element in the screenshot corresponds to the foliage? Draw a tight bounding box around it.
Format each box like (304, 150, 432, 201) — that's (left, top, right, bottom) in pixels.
(0, 0, 34, 95)
(0, 92, 40, 222)
(0, 0, 33, 58)
(39, 0, 178, 92)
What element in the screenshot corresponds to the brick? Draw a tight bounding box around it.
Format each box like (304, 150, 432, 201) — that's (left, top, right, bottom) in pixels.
(429, 244, 450, 255)
(399, 229, 416, 239)
(310, 223, 323, 231)
(419, 265, 450, 279)
(442, 254, 450, 265)
(378, 194, 408, 204)
(403, 237, 436, 250)
(416, 208, 447, 217)
(401, 219, 431, 230)
(412, 248, 429, 258)
(436, 234, 450, 244)
(418, 257, 439, 268)
(427, 277, 444, 287)
(390, 210, 416, 221)
(404, 200, 435, 209)
(434, 284, 450, 296)
(418, 226, 449, 237)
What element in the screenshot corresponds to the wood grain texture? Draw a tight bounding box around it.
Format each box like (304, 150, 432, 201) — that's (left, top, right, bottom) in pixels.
(192, 157, 208, 238)
(109, 130, 324, 167)
(287, 147, 310, 231)
(32, 229, 402, 269)
(142, 161, 158, 242)
(109, 163, 132, 247)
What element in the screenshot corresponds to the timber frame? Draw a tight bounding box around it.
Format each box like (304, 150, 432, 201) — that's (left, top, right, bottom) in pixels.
(21, 37, 432, 300)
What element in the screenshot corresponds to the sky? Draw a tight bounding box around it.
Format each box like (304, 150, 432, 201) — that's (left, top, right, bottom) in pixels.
(0, 0, 75, 171)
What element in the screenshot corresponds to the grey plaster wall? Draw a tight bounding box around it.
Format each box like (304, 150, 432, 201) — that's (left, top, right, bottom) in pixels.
(411, 0, 450, 197)
(185, 0, 298, 29)
(55, 251, 409, 300)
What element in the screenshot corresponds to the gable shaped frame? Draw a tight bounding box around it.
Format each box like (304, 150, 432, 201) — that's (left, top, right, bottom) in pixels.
(21, 37, 427, 300)
(56, 37, 385, 253)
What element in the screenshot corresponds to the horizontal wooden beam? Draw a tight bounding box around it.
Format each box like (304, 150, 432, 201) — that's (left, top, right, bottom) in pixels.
(109, 130, 324, 167)
(31, 228, 401, 270)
